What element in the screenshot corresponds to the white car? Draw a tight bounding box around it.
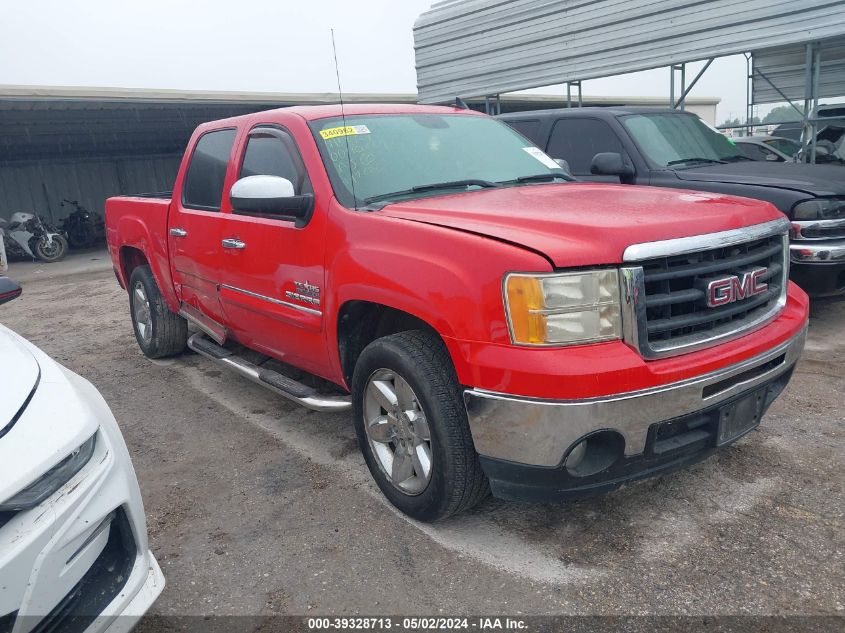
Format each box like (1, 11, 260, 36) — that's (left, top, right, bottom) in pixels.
(0, 278, 163, 633)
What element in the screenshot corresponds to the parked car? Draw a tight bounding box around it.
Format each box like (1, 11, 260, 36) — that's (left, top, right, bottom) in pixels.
(106, 104, 808, 521)
(734, 135, 802, 162)
(499, 107, 845, 296)
(0, 277, 164, 632)
(772, 103, 845, 164)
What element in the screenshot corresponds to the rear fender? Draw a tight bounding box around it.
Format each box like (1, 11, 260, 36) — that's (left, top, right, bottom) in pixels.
(112, 213, 179, 312)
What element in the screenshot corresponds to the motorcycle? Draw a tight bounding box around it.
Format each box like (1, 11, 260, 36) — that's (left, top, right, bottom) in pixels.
(60, 199, 105, 249)
(0, 212, 68, 263)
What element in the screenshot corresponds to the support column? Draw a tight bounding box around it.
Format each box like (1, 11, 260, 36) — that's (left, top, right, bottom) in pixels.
(745, 53, 753, 136)
(802, 43, 815, 163)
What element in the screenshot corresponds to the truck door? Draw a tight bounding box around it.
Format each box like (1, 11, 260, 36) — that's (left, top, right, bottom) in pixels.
(217, 125, 330, 377)
(169, 128, 236, 331)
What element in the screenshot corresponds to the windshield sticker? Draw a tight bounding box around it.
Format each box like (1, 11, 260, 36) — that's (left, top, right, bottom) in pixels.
(319, 125, 371, 140)
(522, 146, 559, 170)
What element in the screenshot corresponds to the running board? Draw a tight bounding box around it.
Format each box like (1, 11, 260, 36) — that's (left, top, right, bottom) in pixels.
(186, 333, 351, 413)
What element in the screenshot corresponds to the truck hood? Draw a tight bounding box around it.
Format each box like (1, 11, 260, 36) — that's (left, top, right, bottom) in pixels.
(0, 324, 40, 433)
(672, 161, 845, 196)
(379, 183, 780, 267)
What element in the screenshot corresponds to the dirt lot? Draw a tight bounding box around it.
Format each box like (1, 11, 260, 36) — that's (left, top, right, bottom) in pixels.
(3, 253, 844, 623)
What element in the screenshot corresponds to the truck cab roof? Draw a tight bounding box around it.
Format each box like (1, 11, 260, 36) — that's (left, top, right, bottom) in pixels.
(195, 103, 483, 131)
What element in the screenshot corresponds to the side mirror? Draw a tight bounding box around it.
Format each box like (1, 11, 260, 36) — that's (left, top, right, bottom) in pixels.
(554, 158, 572, 175)
(230, 175, 313, 220)
(590, 152, 635, 178)
(0, 277, 22, 306)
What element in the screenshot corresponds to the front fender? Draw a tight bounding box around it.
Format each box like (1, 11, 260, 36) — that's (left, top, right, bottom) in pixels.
(323, 203, 550, 385)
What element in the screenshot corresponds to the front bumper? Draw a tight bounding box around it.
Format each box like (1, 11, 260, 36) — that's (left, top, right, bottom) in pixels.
(464, 327, 805, 501)
(0, 356, 163, 633)
(789, 240, 845, 295)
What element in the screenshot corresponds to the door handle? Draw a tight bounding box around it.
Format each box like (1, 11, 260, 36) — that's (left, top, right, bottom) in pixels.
(169, 228, 188, 237)
(221, 238, 246, 250)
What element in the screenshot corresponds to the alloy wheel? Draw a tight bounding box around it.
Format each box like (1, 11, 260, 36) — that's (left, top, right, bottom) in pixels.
(363, 369, 433, 495)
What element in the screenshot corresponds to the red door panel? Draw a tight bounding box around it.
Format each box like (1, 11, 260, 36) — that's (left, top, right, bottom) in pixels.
(218, 213, 330, 377)
(168, 127, 238, 325)
(217, 125, 331, 379)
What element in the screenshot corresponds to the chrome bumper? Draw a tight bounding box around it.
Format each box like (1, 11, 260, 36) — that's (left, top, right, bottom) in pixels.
(790, 239, 845, 263)
(463, 328, 806, 467)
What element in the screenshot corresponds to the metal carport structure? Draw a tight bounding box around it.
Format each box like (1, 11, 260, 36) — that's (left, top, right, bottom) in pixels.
(414, 0, 845, 159)
(0, 86, 718, 225)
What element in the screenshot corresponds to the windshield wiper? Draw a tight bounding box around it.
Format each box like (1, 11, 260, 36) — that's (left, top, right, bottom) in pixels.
(504, 172, 573, 184)
(364, 179, 501, 205)
(721, 155, 753, 162)
(667, 157, 727, 166)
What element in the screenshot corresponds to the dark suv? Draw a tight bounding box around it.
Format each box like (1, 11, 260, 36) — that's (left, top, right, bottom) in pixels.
(499, 107, 845, 296)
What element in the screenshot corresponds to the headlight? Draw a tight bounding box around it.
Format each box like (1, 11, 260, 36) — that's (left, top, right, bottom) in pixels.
(0, 434, 96, 512)
(504, 270, 622, 346)
(792, 197, 845, 220)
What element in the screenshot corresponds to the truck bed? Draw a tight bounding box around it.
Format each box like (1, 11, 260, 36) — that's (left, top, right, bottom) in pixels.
(104, 194, 179, 310)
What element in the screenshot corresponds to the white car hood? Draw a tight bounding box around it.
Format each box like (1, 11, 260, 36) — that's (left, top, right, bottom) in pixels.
(0, 324, 40, 433)
(0, 324, 99, 501)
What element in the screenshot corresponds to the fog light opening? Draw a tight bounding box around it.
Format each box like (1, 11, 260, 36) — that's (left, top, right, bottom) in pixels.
(564, 430, 625, 477)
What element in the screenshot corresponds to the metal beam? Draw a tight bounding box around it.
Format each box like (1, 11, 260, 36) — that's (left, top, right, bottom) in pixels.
(752, 67, 805, 117)
(673, 58, 714, 109)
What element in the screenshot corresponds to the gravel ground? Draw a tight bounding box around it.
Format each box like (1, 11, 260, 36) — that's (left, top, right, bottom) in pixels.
(2, 254, 843, 626)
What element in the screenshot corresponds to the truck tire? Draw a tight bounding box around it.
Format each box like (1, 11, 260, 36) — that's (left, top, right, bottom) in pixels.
(128, 265, 187, 358)
(352, 330, 489, 521)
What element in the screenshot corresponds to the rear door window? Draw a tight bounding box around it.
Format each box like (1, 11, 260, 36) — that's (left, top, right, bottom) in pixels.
(182, 128, 237, 211)
(546, 118, 625, 176)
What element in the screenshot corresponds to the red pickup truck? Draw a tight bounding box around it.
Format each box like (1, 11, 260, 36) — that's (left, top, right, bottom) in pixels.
(106, 104, 809, 521)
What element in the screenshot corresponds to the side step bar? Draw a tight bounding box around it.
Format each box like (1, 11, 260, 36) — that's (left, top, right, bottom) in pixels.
(187, 333, 351, 413)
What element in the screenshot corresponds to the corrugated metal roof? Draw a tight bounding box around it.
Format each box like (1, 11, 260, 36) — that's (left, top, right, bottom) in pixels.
(0, 86, 718, 161)
(752, 37, 845, 104)
(414, 0, 845, 104)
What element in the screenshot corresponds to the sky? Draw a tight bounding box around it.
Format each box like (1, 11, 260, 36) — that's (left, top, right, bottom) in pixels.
(0, 0, 767, 124)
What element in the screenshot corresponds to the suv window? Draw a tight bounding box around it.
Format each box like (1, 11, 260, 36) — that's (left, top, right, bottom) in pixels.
(546, 118, 625, 175)
(239, 129, 312, 195)
(505, 119, 542, 145)
(182, 129, 236, 211)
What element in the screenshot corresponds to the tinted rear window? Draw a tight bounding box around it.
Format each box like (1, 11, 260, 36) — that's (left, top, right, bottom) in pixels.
(183, 129, 237, 210)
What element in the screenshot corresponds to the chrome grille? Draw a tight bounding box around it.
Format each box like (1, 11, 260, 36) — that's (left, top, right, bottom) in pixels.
(622, 219, 790, 359)
(793, 218, 845, 240)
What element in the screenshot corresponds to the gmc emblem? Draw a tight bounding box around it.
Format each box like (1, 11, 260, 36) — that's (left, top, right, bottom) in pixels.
(706, 268, 768, 308)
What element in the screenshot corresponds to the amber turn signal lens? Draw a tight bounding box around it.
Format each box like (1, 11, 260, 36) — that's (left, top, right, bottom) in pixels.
(505, 275, 546, 344)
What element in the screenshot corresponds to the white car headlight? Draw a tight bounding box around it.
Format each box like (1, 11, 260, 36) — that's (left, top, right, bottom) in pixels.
(504, 269, 622, 346)
(0, 434, 96, 512)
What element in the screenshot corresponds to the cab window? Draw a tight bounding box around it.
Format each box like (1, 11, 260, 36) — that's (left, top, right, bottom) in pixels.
(182, 128, 237, 211)
(240, 129, 312, 196)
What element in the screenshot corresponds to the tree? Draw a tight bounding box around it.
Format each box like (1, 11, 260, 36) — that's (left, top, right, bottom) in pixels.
(763, 105, 802, 124)
(718, 116, 760, 128)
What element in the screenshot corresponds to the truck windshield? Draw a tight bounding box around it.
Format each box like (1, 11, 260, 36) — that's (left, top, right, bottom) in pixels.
(310, 114, 569, 208)
(621, 113, 748, 168)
